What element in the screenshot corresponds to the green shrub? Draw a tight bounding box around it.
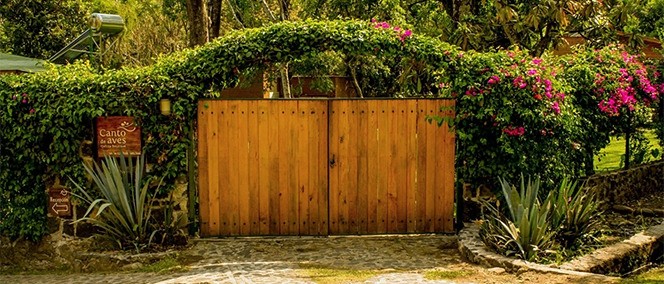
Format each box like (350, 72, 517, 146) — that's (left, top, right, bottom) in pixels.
(479, 176, 554, 261)
(561, 45, 663, 172)
(448, 49, 584, 192)
(480, 175, 602, 262)
(546, 177, 600, 246)
(71, 154, 160, 252)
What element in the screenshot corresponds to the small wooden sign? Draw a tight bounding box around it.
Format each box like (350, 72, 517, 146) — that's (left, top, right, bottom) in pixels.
(48, 187, 71, 217)
(96, 116, 141, 157)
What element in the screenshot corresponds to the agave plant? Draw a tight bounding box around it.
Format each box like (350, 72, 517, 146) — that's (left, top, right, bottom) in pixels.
(545, 177, 600, 245)
(70, 153, 160, 252)
(479, 175, 555, 261)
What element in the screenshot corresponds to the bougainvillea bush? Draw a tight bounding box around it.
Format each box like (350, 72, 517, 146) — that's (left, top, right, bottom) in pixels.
(447, 49, 584, 190)
(562, 45, 662, 172)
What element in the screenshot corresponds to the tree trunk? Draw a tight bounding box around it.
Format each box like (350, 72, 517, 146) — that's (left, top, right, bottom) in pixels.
(186, 0, 210, 47)
(280, 0, 290, 21)
(209, 0, 222, 39)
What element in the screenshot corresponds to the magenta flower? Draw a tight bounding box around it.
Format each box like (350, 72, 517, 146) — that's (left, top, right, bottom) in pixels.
(532, 58, 543, 65)
(21, 99, 27, 104)
(487, 75, 500, 85)
(29, 108, 35, 114)
(527, 69, 537, 76)
(551, 101, 561, 114)
(503, 126, 526, 137)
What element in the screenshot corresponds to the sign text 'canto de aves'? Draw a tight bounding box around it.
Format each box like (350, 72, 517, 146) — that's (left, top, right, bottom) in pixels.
(96, 116, 141, 157)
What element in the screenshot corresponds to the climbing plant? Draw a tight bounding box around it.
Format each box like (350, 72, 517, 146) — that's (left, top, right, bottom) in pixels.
(0, 20, 458, 240)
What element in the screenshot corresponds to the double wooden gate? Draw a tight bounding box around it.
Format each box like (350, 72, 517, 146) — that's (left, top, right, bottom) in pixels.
(198, 99, 455, 237)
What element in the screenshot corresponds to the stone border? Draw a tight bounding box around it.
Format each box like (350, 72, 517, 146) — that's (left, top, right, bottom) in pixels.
(558, 222, 664, 274)
(457, 222, 616, 280)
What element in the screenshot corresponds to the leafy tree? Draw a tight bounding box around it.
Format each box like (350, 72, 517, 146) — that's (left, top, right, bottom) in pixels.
(0, 0, 88, 59)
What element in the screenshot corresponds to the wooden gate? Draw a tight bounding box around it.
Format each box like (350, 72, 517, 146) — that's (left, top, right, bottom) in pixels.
(198, 99, 455, 237)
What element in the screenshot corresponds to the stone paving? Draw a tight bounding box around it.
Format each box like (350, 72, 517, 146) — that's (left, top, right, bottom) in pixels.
(0, 235, 463, 284)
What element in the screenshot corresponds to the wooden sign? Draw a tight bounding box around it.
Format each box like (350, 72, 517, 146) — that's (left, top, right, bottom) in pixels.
(48, 187, 71, 217)
(96, 116, 141, 157)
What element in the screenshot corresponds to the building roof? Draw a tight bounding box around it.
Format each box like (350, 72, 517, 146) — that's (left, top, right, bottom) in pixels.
(0, 52, 47, 73)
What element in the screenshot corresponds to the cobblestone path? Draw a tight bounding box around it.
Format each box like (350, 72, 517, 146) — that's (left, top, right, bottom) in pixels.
(0, 235, 611, 284)
(0, 235, 462, 283)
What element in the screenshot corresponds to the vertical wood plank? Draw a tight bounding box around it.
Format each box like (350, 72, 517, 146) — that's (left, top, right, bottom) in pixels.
(307, 102, 319, 235)
(366, 100, 379, 234)
(237, 102, 250, 235)
(268, 101, 281, 235)
(288, 102, 299, 235)
(328, 100, 339, 234)
(396, 101, 408, 233)
(257, 101, 270, 235)
(197, 101, 210, 237)
(339, 100, 351, 234)
(318, 102, 329, 236)
(425, 100, 438, 233)
(278, 102, 290, 235)
(346, 101, 359, 234)
(209, 101, 222, 236)
(298, 102, 310, 235)
(406, 100, 418, 233)
(376, 100, 388, 234)
(387, 101, 398, 233)
(227, 101, 240, 235)
(245, 102, 259, 235)
(356, 100, 369, 234)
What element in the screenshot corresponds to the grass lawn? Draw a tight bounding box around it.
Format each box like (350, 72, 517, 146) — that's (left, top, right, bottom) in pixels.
(298, 264, 386, 284)
(594, 130, 662, 172)
(622, 266, 664, 283)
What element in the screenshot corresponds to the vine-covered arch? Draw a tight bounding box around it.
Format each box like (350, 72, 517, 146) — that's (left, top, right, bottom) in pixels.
(0, 20, 460, 240)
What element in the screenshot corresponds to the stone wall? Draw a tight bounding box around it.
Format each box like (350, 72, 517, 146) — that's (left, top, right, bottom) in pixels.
(584, 160, 664, 207)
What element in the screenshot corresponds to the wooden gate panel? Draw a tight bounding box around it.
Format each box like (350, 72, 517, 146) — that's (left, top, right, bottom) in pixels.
(198, 100, 328, 237)
(328, 99, 455, 234)
(199, 99, 454, 237)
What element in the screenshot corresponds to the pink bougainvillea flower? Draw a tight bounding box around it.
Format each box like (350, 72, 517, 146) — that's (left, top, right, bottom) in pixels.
(487, 75, 500, 85)
(503, 126, 526, 137)
(29, 108, 35, 114)
(527, 69, 537, 76)
(545, 92, 553, 99)
(532, 58, 543, 65)
(21, 99, 27, 104)
(371, 18, 377, 23)
(551, 101, 561, 114)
